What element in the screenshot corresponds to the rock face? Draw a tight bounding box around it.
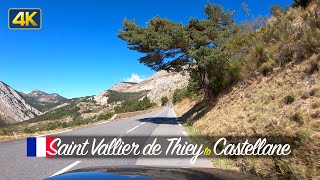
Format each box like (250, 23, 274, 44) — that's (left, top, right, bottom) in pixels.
(21, 90, 68, 112)
(0, 82, 42, 123)
(109, 82, 137, 92)
(95, 70, 189, 105)
(94, 82, 137, 105)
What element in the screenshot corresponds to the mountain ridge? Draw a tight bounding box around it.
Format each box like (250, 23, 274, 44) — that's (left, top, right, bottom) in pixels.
(20, 90, 68, 112)
(0, 82, 42, 123)
(94, 70, 189, 105)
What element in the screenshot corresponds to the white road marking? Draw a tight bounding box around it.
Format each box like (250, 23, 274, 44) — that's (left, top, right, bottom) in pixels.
(48, 108, 170, 178)
(50, 161, 81, 177)
(126, 125, 140, 133)
(182, 131, 188, 136)
(110, 114, 117, 120)
(125, 108, 167, 134)
(36, 130, 72, 137)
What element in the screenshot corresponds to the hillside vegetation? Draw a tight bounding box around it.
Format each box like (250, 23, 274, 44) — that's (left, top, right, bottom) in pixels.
(0, 92, 157, 137)
(172, 1, 320, 179)
(118, 0, 320, 179)
(106, 90, 147, 104)
(114, 96, 156, 113)
(20, 90, 69, 112)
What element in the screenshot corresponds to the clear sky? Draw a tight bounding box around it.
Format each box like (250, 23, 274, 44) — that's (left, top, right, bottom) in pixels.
(0, 0, 293, 98)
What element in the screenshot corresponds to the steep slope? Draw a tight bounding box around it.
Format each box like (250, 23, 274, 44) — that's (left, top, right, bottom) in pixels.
(173, 2, 320, 179)
(21, 90, 68, 112)
(0, 82, 42, 124)
(174, 59, 320, 179)
(95, 70, 189, 105)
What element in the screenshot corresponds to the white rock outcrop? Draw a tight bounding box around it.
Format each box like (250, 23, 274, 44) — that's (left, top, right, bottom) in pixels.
(95, 70, 189, 105)
(0, 82, 42, 123)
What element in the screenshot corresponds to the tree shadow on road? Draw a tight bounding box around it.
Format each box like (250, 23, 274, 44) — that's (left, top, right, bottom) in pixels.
(137, 117, 179, 125)
(137, 99, 216, 126)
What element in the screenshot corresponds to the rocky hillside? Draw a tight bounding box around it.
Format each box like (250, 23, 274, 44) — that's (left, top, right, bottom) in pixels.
(109, 82, 137, 92)
(0, 82, 42, 124)
(21, 90, 68, 112)
(173, 2, 320, 179)
(94, 82, 137, 105)
(174, 58, 320, 179)
(95, 70, 189, 105)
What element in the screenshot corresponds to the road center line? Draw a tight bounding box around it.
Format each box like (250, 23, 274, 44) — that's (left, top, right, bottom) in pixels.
(125, 108, 167, 134)
(50, 161, 81, 177)
(126, 125, 140, 133)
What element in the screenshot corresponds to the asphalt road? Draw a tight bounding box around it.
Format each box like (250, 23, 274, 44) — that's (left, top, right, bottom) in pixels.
(0, 107, 212, 180)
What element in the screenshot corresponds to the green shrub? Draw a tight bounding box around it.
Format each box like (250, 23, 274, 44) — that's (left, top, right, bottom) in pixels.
(46, 122, 62, 130)
(295, 129, 311, 145)
(107, 91, 146, 104)
(114, 97, 155, 113)
(187, 71, 202, 95)
(173, 88, 188, 104)
(275, 159, 305, 180)
(260, 61, 274, 76)
(306, 60, 319, 75)
(292, 0, 312, 8)
(161, 96, 169, 106)
(254, 43, 268, 66)
(29, 104, 80, 123)
(284, 94, 295, 104)
(97, 112, 114, 120)
(203, 49, 241, 96)
(290, 112, 304, 125)
(23, 128, 35, 134)
(82, 109, 93, 113)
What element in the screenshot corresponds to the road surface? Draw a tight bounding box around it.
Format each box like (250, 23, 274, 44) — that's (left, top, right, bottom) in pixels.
(0, 107, 212, 180)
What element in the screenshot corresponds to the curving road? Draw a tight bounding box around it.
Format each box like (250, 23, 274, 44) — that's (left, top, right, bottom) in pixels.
(0, 107, 212, 180)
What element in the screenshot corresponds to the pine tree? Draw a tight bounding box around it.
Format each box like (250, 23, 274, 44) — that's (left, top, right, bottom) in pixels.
(118, 3, 236, 101)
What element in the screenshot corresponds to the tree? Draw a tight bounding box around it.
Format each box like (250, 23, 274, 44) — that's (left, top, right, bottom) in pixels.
(292, 0, 312, 8)
(172, 89, 187, 104)
(118, 3, 236, 101)
(161, 96, 169, 106)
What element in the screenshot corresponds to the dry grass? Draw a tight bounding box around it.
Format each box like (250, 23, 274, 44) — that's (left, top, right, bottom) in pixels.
(174, 57, 320, 179)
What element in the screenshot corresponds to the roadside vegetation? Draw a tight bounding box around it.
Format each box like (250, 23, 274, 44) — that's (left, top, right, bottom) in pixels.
(105, 90, 156, 113)
(107, 90, 147, 104)
(114, 96, 156, 113)
(0, 90, 157, 138)
(161, 96, 169, 106)
(21, 93, 69, 112)
(119, 0, 320, 179)
(0, 102, 114, 137)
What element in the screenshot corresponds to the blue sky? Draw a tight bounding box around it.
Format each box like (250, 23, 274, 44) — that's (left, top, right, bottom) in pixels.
(0, 0, 293, 98)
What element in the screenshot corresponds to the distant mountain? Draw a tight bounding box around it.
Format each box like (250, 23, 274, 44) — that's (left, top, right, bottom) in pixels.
(21, 90, 68, 112)
(0, 82, 42, 124)
(95, 70, 189, 105)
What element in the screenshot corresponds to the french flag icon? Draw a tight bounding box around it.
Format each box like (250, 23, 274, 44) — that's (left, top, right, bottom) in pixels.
(27, 137, 56, 157)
